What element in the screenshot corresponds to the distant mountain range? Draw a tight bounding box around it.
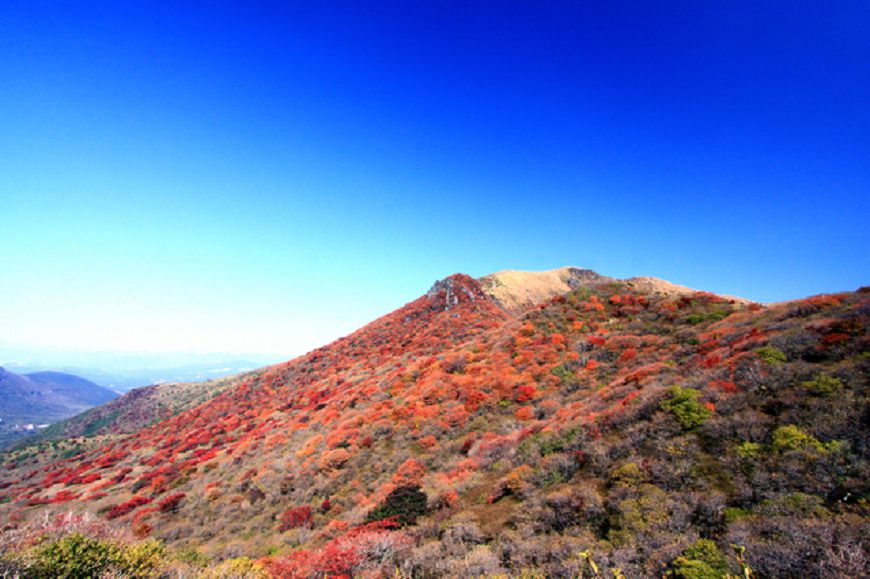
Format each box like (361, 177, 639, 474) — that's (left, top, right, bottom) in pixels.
(0, 359, 273, 392)
(0, 367, 118, 448)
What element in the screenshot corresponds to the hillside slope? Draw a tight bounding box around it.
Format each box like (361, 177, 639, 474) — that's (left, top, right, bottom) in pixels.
(0, 273, 868, 577)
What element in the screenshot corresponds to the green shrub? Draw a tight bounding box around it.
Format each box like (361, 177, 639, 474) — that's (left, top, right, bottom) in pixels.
(608, 484, 670, 546)
(173, 546, 210, 567)
(119, 540, 164, 577)
(687, 314, 705, 325)
(755, 346, 787, 364)
(670, 539, 729, 578)
(660, 386, 711, 430)
(772, 425, 825, 453)
(610, 462, 646, 487)
(735, 441, 762, 460)
(687, 309, 730, 326)
(208, 557, 269, 578)
(723, 507, 750, 523)
(30, 533, 123, 578)
(756, 492, 828, 517)
(803, 373, 843, 396)
(366, 484, 428, 526)
(28, 533, 163, 579)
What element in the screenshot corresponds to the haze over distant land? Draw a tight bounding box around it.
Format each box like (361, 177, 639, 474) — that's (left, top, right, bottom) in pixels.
(0, 366, 117, 447)
(0, 348, 282, 392)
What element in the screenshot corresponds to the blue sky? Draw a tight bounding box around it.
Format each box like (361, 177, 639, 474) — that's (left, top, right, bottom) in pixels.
(1, 1, 868, 358)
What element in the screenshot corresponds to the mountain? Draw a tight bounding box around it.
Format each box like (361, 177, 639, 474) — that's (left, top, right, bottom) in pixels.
(0, 359, 272, 392)
(35, 369, 266, 441)
(0, 269, 867, 578)
(0, 368, 118, 448)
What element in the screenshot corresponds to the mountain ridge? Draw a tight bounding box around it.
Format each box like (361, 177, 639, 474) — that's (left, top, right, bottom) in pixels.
(477, 267, 750, 313)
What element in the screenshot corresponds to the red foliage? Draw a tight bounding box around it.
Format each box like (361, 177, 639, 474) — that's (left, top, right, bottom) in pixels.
(267, 520, 406, 577)
(319, 448, 351, 471)
(821, 332, 849, 345)
(617, 347, 638, 364)
(710, 380, 738, 393)
(515, 384, 537, 402)
(701, 354, 722, 368)
(417, 435, 438, 449)
(105, 495, 153, 520)
(515, 406, 535, 421)
(157, 492, 186, 513)
(392, 458, 426, 486)
(279, 506, 313, 531)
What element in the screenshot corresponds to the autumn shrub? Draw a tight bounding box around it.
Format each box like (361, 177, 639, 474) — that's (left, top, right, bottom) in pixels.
(515, 405, 536, 421)
(366, 485, 428, 527)
(269, 520, 410, 577)
(157, 492, 185, 513)
(318, 448, 351, 471)
(660, 386, 711, 430)
(489, 465, 534, 503)
(105, 495, 153, 520)
(278, 506, 313, 531)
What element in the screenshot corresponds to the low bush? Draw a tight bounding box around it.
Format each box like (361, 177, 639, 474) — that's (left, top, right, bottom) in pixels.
(660, 386, 711, 430)
(366, 485, 428, 527)
(27, 533, 163, 579)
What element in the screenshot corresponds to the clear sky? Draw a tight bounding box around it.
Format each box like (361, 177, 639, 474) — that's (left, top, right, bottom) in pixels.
(1, 2, 868, 359)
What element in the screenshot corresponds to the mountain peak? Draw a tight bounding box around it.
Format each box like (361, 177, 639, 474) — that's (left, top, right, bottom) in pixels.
(478, 267, 611, 312)
(425, 273, 489, 311)
(478, 267, 750, 311)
